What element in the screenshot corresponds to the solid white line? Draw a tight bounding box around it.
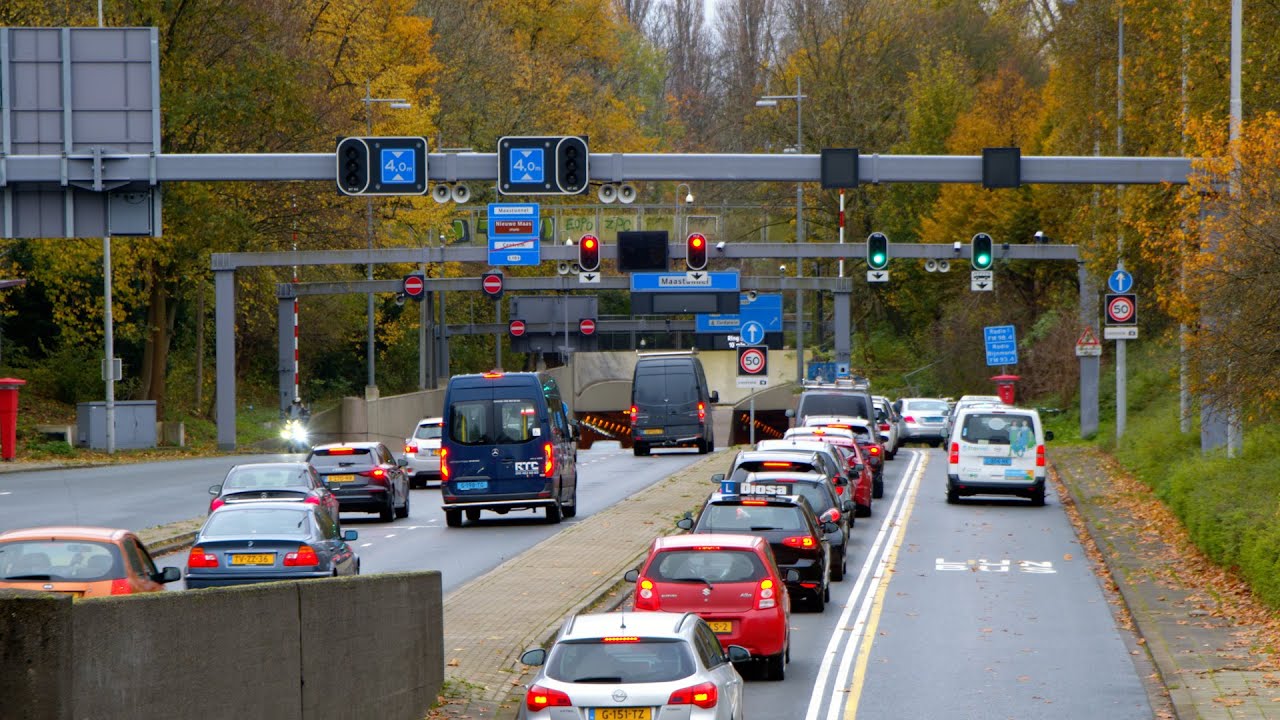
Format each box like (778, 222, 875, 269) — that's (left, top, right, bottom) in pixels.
(802, 450, 924, 720)
(360, 542, 373, 547)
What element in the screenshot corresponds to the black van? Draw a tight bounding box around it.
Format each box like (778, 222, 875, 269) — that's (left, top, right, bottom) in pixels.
(629, 351, 719, 456)
(440, 371, 578, 526)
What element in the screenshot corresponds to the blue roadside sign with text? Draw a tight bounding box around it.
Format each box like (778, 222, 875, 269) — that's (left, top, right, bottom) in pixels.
(984, 325, 1018, 366)
(695, 293, 783, 333)
(487, 203, 541, 266)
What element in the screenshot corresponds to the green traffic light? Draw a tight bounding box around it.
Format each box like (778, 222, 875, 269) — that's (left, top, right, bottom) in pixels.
(977, 253, 990, 266)
(872, 252, 886, 265)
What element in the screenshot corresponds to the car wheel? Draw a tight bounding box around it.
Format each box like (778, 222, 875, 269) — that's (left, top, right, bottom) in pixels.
(545, 500, 563, 524)
(633, 442, 650, 457)
(445, 509, 462, 527)
(1030, 486, 1047, 506)
(563, 486, 578, 519)
(764, 652, 786, 681)
(946, 484, 960, 504)
(395, 488, 410, 519)
(811, 587, 826, 613)
(831, 549, 845, 581)
(465, 508, 481, 523)
(824, 581, 831, 603)
(872, 477, 884, 499)
(856, 503, 871, 518)
(696, 438, 709, 454)
(379, 495, 395, 522)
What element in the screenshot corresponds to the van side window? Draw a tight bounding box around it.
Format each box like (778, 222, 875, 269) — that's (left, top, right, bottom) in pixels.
(494, 399, 539, 444)
(450, 401, 492, 445)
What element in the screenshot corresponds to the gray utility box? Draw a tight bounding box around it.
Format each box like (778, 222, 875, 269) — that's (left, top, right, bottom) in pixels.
(75, 401, 157, 450)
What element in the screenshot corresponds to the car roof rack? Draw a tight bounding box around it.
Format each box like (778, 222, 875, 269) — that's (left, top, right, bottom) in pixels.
(636, 350, 698, 357)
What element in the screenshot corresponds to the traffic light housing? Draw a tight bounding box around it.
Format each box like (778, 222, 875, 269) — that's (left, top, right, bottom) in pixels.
(555, 136, 588, 194)
(579, 234, 601, 272)
(686, 233, 708, 271)
(971, 233, 994, 270)
(336, 137, 370, 195)
(866, 232, 889, 270)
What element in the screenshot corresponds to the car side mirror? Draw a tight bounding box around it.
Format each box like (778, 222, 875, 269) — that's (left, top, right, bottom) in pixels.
(156, 567, 181, 584)
(710, 390, 720, 404)
(820, 509, 836, 523)
(785, 409, 795, 418)
(726, 645, 751, 663)
(676, 517, 694, 531)
(854, 463, 865, 474)
(711, 473, 725, 483)
(208, 484, 221, 496)
(1044, 430, 1055, 442)
(785, 569, 800, 583)
(835, 475, 848, 487)
(519, 648, 547, 666)
(843, 500, 855, 514)
(623, 569, 639, 583)
(343, 530, 359, 541)
(396, 456, 409, 467)
(821, 521, 839, 533)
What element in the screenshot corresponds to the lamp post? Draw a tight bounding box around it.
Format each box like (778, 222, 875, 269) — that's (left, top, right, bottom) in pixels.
(674, 183, 694, 244)
(757, 78, 807, 382)
(360, 81, 411, 397)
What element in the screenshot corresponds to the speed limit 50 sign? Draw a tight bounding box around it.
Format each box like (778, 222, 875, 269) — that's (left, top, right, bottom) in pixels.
(737, 346, 769, 388)
(1105, 293, 1137, 325)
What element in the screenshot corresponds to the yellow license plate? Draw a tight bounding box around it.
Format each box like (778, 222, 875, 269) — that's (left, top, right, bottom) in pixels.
(230, 553, 275, 566)
(643, 428, 664, 435)
(707, 621, 733, 634)
(327, 474, 356, 483)
(594, 709, 651, 720)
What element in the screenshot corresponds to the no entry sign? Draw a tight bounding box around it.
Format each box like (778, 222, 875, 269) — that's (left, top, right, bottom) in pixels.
(402, 273, 425, 298)
(579, 318, 596, 335)
(508, 319, 526, 337)
(482, 272, 504, 298)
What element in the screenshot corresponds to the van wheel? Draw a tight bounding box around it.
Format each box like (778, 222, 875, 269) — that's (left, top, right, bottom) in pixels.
(563, 487, 578, 518)
(445, 509, 462, 527)
(465, 508, 481, 523)
(1030, 486, 1046, 506)
(696, 439, 709, 454)
(545, 501, 563, 524)
(872, 477, 884, 499)
(633, 442, 650, 457)
(946, 485, 960, 504)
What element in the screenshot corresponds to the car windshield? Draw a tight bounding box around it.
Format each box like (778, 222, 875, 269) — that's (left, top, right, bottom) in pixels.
(545, 639, 696, 684)
(414, 424, 442, 441)
(0, 539, 123, 582)
(960, 413, 1036, 446)
(906, 400, 949, 413)
(223, 467, 303, 490)
(202, 507, 311, 537)
(700, 503, 808, 532)
(649, 549, 766, 583)
(449, 398, 539, 445)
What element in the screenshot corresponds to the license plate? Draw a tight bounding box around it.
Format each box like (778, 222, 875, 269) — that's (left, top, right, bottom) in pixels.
(708, 621, 733, 633)
(983, 457, 1012, 466)
(593, 709, 652, 720)
(456, 481, 488, 491)
(327, 474, 356, 483)
(230, 553, 275, 566)
(643, 428, 664, 435)
(925, 417, 944, 422)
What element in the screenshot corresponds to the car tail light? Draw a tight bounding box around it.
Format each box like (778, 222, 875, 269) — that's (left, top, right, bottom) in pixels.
(835, 485, 844, 495)
(629, 405, 638, 424)
(404, 443, 417, 454)
(325, 447, 355, 455)
(903, 415, 916, 423)
(783, 536, 817, 549)
(879, 423, 890, 431)
(209, 497, 225, 512)
(949, 442, 960, 464)
(187, 546, 218, 568)
(698, 402, 706, 422)
(669, 681, 718, 709)
(756, 578, 777, 609)
(109, 578, 133, 595)
(482, 371, 505, 379)
(440, 447, 450, 481)
(525, 684, 572, 711)
(869, 446, 881, 456)
(360, 468, 388, 483)
(602, 636, 641, 643)
(1036, 444, 1046, 467)
(543, 443, 554, 477)
(284, 545, 320, 567)
(304, 496, 321, 505)
(634, 577, 660, 610)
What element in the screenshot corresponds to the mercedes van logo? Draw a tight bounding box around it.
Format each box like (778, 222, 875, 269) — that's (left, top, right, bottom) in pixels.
(492, 449, 500, 457)
(612, 689, 627, 703)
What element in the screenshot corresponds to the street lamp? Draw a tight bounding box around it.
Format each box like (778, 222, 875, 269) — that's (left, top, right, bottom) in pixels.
(361, 81, 411, 396)
(757, 78, 807, 383)
(675, 183, 694, 241)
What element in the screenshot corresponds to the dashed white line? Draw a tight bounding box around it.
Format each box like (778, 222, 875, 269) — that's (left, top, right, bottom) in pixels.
(384, 534, 396, 538)
(360, 542, 373, 547)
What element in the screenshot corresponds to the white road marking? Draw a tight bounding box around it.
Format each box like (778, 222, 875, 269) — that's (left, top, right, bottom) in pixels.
(0, 491, 10, 496)
(360, 542, 373, 547)
(384, 534, 396, 538)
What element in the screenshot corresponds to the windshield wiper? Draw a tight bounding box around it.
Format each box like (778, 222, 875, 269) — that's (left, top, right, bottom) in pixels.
(5, 574, 53, 580)
(571, 676, 625, 684)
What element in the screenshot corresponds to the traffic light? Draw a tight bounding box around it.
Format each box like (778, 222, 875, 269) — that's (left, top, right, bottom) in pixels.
(336, 137, 370, 195)
(555, 136, 589, 194)
(686, 233, 708, 271)
(579, 234, 601, 272)
(866, 232, 889, 270)
(971, 233, 994, 270)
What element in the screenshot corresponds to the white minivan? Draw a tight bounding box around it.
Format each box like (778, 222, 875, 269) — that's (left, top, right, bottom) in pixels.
(946, 406, 1053, 505)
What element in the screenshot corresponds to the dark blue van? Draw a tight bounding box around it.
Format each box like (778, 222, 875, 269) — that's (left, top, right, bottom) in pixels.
(440, 371, 578, 527)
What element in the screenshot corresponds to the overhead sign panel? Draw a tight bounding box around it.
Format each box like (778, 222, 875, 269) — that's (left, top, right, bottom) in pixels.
(497, 136, 589, 196)
(487, 203, 541, 266)
(694, 293, 783, 334)
(630, 271, 740, 292)
(335, 136, 428, 196)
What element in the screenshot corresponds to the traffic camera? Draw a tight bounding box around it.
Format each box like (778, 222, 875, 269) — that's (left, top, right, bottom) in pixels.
(686, 233, 708, 271)
(578, 234, 601, 272)
(866, 232, 889, 270)
(971, 233, 994, 270)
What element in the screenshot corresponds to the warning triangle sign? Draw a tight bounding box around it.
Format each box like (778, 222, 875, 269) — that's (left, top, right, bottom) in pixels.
(1076, 327, 1100, 346)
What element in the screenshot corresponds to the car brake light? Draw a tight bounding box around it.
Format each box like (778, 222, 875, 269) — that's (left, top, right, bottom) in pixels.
(741, 500, 767, 506)
(692, 546, 722, 551)
(949, 442, 960, 463)
(404, 443, 417, 454)
(360, 468, 388, 482)
(304, 496, 321, 505)
(602, 636, 641, 643)
(783, 536, 817, 548)
(869, 446, 880, 456)
(209, 497, 225, 512)
(283, 545, 320, 567)
(187, 546, 218, 568)
(629, 405, 638, 424)
(525, 684, 572, 711)
(1036, 444, 1046, 467)
(109, 578, 133, 595)
(543, 442, 554, 477)
(440, 447, 450, 481)
(325, 447, 355, 455)
(762, 461, 792, 468)
(879, 423, 890, 431)
(634, 578, 659, 610)
(698, 402, 705, 422)
(669, 681, 718, 709)
(756, 578, 777, 609)
(482, 371, 504, 378)
(828, 423, 850, 429)
(903, 415, 916, 423)
(835, 485, 844, 495)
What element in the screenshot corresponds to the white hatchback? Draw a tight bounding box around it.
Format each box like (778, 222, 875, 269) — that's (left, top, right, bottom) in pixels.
(403, 417, 443, 488)
(946, 406, 1054, 505)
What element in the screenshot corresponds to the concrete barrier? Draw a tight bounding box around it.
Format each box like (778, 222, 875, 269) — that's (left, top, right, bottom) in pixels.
(0, 572, 443, 720)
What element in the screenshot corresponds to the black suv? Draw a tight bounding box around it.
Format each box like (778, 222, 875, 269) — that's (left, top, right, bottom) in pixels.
(679, 491, 836, 611)
(630, 352, 719, 456)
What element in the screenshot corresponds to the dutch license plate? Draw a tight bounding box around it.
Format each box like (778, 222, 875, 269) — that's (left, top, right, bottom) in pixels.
(327, 474, 356, 483)
(230, 553, 275, 566)
(708, 621, 733, 634)
(456, 481, 488, 491)
(643, 428, 664, 435)
(983, 456, 1012, 466)
(593, 709, 652, 720)
(925, 416, 944, 422)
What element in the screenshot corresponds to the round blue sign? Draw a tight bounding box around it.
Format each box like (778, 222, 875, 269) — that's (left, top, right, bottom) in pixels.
(1108, 269, 1133, 294)
(740, 320, 765, 346)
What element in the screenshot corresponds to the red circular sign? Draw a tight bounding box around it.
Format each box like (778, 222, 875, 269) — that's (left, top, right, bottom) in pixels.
(402, 274, 425, 297)
(579, 318, 596, 335)
(1107, 295, 1135, 323)
(739, 347, 766, 374)
(509, 319, 526, 337)
(482, 273, 504, 297)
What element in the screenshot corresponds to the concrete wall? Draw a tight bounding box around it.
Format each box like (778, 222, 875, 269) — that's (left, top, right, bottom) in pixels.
(0, 573, 443, 720)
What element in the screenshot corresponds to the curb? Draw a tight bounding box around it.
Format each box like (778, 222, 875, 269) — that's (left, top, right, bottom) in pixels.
(146, 531, 199, 557)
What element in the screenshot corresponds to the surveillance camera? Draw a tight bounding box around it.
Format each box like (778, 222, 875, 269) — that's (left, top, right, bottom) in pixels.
(394, 293, 407, 306)
(715, 241, 726, 251)
(778, 264, 787, 273)
(952, 241, 962, 254)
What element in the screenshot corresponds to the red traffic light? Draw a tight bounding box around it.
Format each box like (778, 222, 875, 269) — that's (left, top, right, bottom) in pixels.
(578, 234, 601, 272)
(686, 233, 708, 271)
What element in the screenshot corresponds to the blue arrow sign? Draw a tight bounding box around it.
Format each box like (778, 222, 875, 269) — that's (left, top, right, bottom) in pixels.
(487, 203, 541, 266)
(630, 271, 740, 292)
(1108, 269, 1133, 294)
(740, 320, 766, 346)
(984, 325, 1018, 366)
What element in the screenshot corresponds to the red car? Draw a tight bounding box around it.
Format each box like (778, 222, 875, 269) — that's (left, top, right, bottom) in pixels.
(780, 431, 874, 517)
(798, 418, 886, 499)
(626, 533, 793, 681)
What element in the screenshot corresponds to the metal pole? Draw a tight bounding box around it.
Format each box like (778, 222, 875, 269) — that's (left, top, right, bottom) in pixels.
(837, 189, 845, 278)
(794, 76, 805, 384)
(103, 235, 115, 454)
(749, 396, 756, 445)
(1115, 5, 1127, 441)
(1226, 0, 1243, 456)
(495, 298, 502, 369)
(364, 81, 376, 395)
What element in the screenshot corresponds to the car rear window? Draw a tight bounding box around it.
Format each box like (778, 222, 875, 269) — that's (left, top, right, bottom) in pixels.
(960, 413, 1036, 446)
(700, 503, 808, 532)
(798, 393, 871, 420)
(649, 549, 766, 583)
(749, 480, 832, 514)
(0, 540, 123, 582)
(223, 467, 303, 490)
(414, 423, 442, 440)
(545, 639, 696, 683)
(906, 400, 949, 413)
(448, 398, 539, 445)
(309, 448, 374, 469)
(634, 369, 698, 406)
(734, 459, 816, 475)
(202, 507, 311, 537)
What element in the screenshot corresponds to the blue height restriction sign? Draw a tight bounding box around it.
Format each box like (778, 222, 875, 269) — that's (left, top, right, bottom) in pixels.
(984, 325, 1018, 366)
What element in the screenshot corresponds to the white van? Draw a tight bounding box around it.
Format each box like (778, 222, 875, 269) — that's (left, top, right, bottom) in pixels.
(946, 406, 1053, 505)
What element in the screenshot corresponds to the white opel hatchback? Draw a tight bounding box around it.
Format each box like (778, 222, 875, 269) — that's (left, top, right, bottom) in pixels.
(946, 406, 1054, 505)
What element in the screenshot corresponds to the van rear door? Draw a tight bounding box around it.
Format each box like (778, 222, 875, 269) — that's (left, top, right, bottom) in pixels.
(445, 383, 548, 497)
(952, 411, 1040, 485)
(633, 362, 701, 436)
